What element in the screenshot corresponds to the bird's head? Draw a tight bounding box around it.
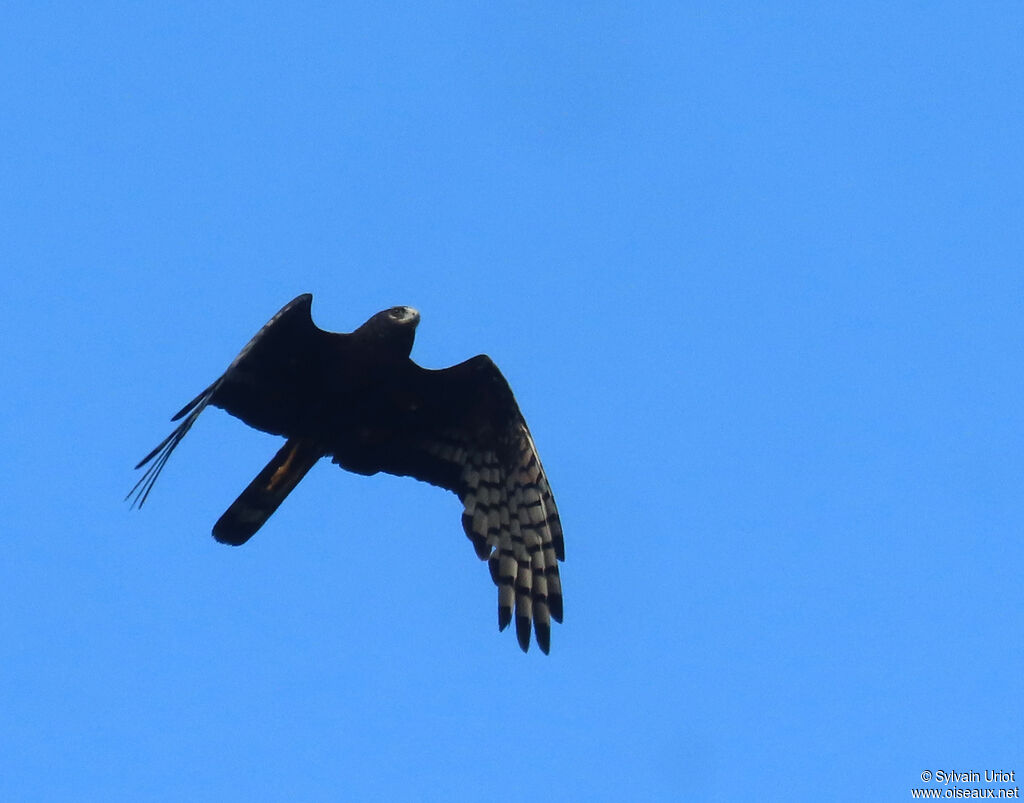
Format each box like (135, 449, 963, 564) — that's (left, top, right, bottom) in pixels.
(384, 306, 420, 328)
(355, 305, 421, 358)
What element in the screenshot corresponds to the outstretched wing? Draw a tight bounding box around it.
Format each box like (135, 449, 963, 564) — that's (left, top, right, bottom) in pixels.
(127, 294, 325, 508)
(372, 356, 564, 654)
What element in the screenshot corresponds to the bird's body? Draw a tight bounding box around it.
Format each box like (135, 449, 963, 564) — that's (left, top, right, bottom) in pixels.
(130, 295, 564, 653)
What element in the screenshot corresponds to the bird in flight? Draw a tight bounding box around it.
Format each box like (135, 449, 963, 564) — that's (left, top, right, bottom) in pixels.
(129, 294, 564, 653)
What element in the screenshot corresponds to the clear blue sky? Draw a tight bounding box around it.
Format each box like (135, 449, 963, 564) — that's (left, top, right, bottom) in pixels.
(1, 3, 1021, 801)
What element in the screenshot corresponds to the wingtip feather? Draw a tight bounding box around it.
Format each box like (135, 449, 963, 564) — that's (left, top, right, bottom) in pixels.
(516, 616, 531, 652)
(549, 595, 563, 623)
(535, 621, 551, 654)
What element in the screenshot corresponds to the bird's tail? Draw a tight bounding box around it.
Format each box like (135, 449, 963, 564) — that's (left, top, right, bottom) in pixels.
(213, 438, 324, 545)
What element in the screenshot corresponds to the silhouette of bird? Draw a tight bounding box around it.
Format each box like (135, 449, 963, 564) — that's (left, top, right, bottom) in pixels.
(130, 294, 564, 653)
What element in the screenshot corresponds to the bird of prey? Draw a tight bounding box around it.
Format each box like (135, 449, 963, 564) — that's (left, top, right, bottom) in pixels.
(129, 294, 564, 653)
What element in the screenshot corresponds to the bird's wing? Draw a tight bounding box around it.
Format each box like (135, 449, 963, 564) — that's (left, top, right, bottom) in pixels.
(373, 355, 564, 654)
(127, 294, 322, 508)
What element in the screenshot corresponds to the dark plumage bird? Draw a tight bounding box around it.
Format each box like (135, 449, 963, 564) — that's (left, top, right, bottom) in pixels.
(129, 294, 564, 653)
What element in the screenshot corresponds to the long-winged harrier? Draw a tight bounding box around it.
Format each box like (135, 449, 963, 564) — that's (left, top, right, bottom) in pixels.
(129, 295, 564, 653)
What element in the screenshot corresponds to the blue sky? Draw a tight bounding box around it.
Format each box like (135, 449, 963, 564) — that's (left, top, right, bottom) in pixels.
(1, 2, 1021, 801)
